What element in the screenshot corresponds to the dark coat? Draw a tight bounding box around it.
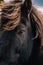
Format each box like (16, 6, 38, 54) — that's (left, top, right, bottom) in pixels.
(0, 5, 43, 65)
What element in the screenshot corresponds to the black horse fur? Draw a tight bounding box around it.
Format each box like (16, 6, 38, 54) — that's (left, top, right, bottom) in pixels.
(0, 0, 43, 65)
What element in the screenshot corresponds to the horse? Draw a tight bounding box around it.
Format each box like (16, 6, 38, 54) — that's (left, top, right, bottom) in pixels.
(0, 0, 43, 65)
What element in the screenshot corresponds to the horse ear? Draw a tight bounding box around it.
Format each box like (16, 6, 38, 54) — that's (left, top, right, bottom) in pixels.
(25, 0, 32, 12)
(21, 0, 32, 17)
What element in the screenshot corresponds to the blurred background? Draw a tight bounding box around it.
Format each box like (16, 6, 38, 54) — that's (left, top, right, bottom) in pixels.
(33, 0, 43, 14)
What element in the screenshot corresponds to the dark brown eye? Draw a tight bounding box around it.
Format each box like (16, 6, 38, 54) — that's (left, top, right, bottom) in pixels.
(3, 6, 14, 14)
